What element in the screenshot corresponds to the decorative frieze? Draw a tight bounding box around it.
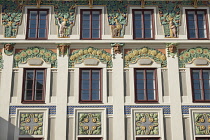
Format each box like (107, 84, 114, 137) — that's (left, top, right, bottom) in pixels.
(179, 47, 210, 68)
(194, 113, 210, 135)
(69, 46, 112, 68)
(135, 112, 159, 135)
(79, 113, 101, 135)
(124, 47, 167, 68)
(13, 46, 57, 68)
(19, 113, 44, 135)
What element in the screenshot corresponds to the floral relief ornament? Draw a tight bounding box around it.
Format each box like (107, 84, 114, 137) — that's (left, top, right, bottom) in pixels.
(194, 113, 210, 135)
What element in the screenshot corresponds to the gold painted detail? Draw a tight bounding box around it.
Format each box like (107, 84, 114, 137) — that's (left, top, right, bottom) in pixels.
(194, 113, 210, 135)
(57, 44, 70, 56)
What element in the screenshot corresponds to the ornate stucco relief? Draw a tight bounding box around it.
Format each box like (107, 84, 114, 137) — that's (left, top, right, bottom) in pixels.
(194, 113, 210, 135)
(124, 47, 166, 68)
(179, 47, 210, 68)
(14, 46, 57, 68)
(135, 112, 159, 135)
(166, 43, 177, 58)
(57, 43, 70, 56)
(78, 113, 101, 135)
(19, 113, 44, 135)
(69, 46, 112, 68)
(3, 43, 15, 56)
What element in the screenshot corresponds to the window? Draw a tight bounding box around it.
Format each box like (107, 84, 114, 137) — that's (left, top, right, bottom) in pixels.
(80, 69, 102, 103)
(80, 9, 101, 39)
(135, 69, 158, 102)
(22, 69, 46, 103)
(78, 138, 102, 140)
(186, 9, 208, 39)
(26, 9, 48, 39)
(191, 69, 210, 102)
(136, 138, 160, 140)
(196, 138, 210, 140)
(133, 9, 154, 39)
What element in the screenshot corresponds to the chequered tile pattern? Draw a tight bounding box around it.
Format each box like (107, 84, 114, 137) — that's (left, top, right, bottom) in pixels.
(182, 105, 210, 114)
(67, 105, 113, 115)
(9, 106, 56, 115)
(124, 105, 171, 114)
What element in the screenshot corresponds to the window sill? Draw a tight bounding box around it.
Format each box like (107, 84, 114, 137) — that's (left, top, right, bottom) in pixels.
(21, 101, 45, 104)
(79, 101, 103, 104)
(135, 101, 159, 103)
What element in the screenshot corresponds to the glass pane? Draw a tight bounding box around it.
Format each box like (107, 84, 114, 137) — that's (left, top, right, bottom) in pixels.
(193, 79, 201, 89)
(82, 29, 90, 38)
(203, 70, 210, 79)
(145, 29, 152, 38)
(92, 90, 100, 100)
(144, 13, 151, 20)
(39, 20, 46, 29)
(26, 80, 33, 90)
(36, 80, 43, 89)
(137, 90, 145, 100)
(82, 80, 89, 89)
(35, 90, 43, 100)
(136, 80, 144, 89)
(92, 80, 99, 90)
(83, 20, 90, 29)
(136, 70, 144, 79)
(188, 20, 196, 29)
(81, 90, 89, 100)
(25, 90, 32, 100)
(92, 20, 99, 28)
(26, 71, 34, 80)
(30, 11, 37, 19)
(199, 29, 206, 38)
(38, 29, 46, 38)
(193, 71, 200, 79)
(29, 28, 36, 38)
(36, 71, 44, 79)
(204, 90, 210, 100)
(135, 29, 143, 38)
(204, 80, 210, 89)
(144, 20, 151, 28)
(29, 20, 37, 28)
(92, 11, 100, 20)
(134, 11, 142, 20)
(187, 12, 195, 20)
(146, 70, 154, 79)
(147, 79, 154, 89)
(92, 70, 100, 79)
(135, 20, 142, 28)
(194, 90, 202, 100)
(147, 89, 155, 100)
(82, 11, 90, 20)
(82, 70, 90, 79)
(39, 11, 47, 20)
(189, 29, 196, 38)
(92, 29, 99, 38)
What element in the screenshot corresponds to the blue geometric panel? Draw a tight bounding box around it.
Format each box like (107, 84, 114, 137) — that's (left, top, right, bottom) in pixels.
(67, 105, 113, 115)
(124, 105, 170, 115)
(9, 106, 56, 115)
(182, 105, 210, 114)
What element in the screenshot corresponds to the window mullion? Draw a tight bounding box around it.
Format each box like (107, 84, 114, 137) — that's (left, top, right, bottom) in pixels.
(90, 11, 92, 39)
(144, 69, 147, 101)
(142, 11, 145, 38)
(90, 69, 92, 101)
(32, 70, 36, 101)
(36, 11, 40, 38)
(201, 69, 205, 100)
(195, 11, 199, 38)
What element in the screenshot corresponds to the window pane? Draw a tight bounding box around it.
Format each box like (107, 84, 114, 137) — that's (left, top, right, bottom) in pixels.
(136, 80, 144, 89)
(199, 29, 206, 38)
(83, 20, 90, 29)
(147, 89, 155, 100)
(92, 11, 100, 20)
(144, 20, 151, 28)
(189, 29, 196, 38)
(92, 90, 100, 100)
(92, 70, 100, 79)
(30, 11, 37, 19)
(82, 70, 90, 79)
(25, 90, 32, 100)
(39, 11, 47, 20)
(82, 80, 89, 89)
(193, 79, 201, 89)
(136, 70, 144, 79)
(26, 71, 34, 80)
(26, 80, 33, 90)
(146, 70, 154, 79)
(135, 29, 143, 38)
(35, 90, 43, 100)
(92, 80, 100, 90)
(92, 29, 99, 38)
(145, 29, 152, 38)
(144, 13, 151, 20)
(81, 90, 90, 100)
(137, 90, 144, 100)
(38, 29, 46, 38)
(194, 90, 202, 100)
(36, 71, 44, 79)
(82, 11, 90, 20)
(29, 28, 36, 38)
(39, 20, 46, 29)
(147, 79, 154, 89)
(29, 20, 37, 28)
(134, 11, 142, 20)
(203, 70, 210, 79)
(203, 80, 210, 89)
(92, 20, 100, 28)
(204, 90, 210, 100)
(193, 71, 200, 79)
(36, 80, 43, 89)
(82, 29, 90, 38)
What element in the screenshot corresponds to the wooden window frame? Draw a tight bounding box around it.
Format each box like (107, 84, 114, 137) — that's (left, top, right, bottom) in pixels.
(22, 68, 46, 104)
(79, 68, 102, 103)
(26, 9, 49, 40)
(132, 9, 155, 40)
(191, 68, 210, 103)
(134, 68, 158, 103)
(186, 9, 209, 40)
(78, 138, 102, 140)
(80, 9, 102, 40)
(19, 138, 43, 140)
(196, 138, 210, 140)
(136, 138, 160, 140)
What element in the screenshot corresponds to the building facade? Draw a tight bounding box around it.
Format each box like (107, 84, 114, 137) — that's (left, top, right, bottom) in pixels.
(0, 0, 210, 140)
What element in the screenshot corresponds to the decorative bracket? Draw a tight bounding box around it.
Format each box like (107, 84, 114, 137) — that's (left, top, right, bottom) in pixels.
(36, 0, 42, 8)
(166, 43, 178, 58)
(141, 0, 145, 8)
(3, 43, 15, 56)
(193, 0, 198, 8)
(89, 0, 93, 8)
(57, 44, 70, 57)
(110, 43, 125, 59)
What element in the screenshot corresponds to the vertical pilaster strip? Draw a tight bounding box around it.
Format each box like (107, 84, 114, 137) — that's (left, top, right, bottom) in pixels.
(111, 43, 125, 140)
(55, 44, 69, 140)
(167, 54, 184, 140)
(0, 49, 13, 140)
